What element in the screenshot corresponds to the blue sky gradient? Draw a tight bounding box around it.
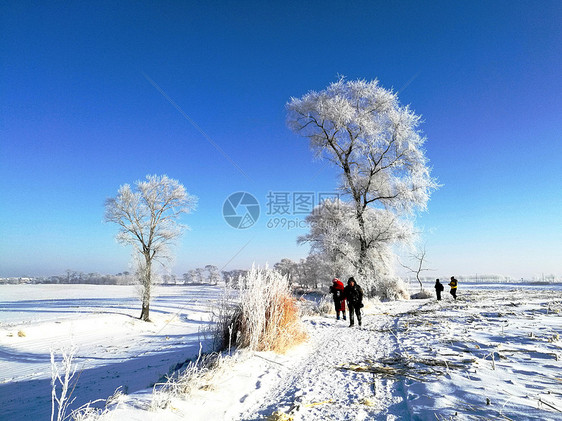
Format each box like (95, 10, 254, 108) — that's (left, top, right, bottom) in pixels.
(1, 1, 561, 279)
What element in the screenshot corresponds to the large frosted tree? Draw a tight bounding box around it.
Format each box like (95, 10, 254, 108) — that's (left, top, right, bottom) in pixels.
(287, 78, 437, 290)
(105, 175, 197, 321)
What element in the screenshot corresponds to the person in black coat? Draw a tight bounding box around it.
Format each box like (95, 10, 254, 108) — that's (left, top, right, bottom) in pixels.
(343, 277, 363, 327)
(435, 279, 444, 301)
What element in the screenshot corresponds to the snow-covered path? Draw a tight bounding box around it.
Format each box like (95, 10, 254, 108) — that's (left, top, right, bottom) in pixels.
(110, 302, 417, 421)
(240, 311, 410, 420)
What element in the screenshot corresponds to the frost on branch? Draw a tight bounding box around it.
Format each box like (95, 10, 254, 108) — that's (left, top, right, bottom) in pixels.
(50, 347, 78, 421)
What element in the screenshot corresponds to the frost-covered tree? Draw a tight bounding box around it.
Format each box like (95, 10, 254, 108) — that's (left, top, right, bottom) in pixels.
(400, 246, 434, 292)
(196, 267, 206, 283)
(299, 199, 412, 293)
(273, 258, 298, 284)
(287, 78, 437, 292)
(205, 265, 221, 285)
(184, 269, 200, 284)
(222, 269, 248, 288)
(298, 254, 332, 289)
(105, 175, 197, 321)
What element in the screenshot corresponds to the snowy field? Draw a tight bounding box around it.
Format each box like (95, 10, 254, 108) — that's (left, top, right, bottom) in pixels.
(1, 283, 561, 420)
(0, 284, 222, 420)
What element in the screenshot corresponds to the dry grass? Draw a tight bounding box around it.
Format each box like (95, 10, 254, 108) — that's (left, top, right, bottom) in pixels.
(266, 411, 294, 421)
(340, 354, 475, 382)
(217, 265, 307, 354)
(150, 347, 231, 410)
(262, 294, 307, 353)
(69, 388, 125, 421)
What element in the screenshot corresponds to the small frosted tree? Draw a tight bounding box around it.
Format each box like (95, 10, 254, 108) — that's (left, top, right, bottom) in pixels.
(288, 78, 437, 290)
(105, 174, 197, 321)
(400, 246, 434, 292)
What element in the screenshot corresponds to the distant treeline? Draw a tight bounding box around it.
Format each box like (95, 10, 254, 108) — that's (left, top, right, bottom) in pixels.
(0, 271, 136, 285)
(411, 274, 561, 284)
(0, 267, 250, 286)
(3, 266, 557, 287)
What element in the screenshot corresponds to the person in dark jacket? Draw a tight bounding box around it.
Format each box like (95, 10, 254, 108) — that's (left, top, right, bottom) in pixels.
(449, 276, 458, 300)
(329, 278, 346, 320)
(343, 277, 363, 327)
(435, 279, 444, 301)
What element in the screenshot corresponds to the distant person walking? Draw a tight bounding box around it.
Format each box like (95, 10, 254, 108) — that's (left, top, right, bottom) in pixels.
(449, 276, 458, 300)
(435, 279, 444, 301)
(329, 278, 346, 320)
(343, 277, 364, 327)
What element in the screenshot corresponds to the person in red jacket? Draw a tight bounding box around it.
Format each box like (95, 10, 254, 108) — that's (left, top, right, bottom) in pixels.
(329, 278, 346, 320)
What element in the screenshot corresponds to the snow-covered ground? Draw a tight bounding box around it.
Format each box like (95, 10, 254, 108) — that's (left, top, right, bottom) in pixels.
(1, 283, 561, 420)
(0, 284, 221, 420)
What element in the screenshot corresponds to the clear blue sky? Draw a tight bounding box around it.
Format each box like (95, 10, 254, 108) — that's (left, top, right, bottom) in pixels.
(1, 1, 561, 279)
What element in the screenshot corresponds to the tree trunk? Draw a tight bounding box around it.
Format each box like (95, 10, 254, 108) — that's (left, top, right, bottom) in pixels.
(139, 253, 152, 322)
(356, 210, 370, 277)
(140, 301, 150, 322)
